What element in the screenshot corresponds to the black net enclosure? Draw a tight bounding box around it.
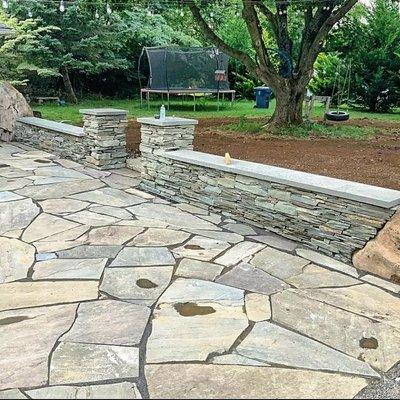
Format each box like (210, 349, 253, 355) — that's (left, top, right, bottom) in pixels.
(139, 46, 231, 92)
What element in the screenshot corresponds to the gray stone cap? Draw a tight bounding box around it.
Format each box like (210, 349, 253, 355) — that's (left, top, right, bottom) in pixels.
(137, 117, 198, 127)
(17, 117, 84, 137)
(164, 149, 400, 208)
(79, 108, 128, 116)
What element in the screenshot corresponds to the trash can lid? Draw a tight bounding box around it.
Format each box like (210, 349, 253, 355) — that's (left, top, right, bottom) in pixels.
(254, 86, 272, 91)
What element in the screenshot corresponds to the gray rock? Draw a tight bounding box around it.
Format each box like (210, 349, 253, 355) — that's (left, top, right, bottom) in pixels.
(0, 238, 35, 283)
(61, 300, 150, 346)
(0, 304, 77, 390)
(26, 383, 142, 399)
(251, 247, 309, 279)
(70, 187, 143, 207)
(0, 198, 40, 235)
(215, 241, 265, 267)
(216, 263, 289, 295)
(237, 321, 379, 377)
(175, 258, 225, 281)
(100, 266, 173, 305)
(57, 245, 122, 259)
(129, 228, 190, 247)
(32, 258, 107, 280)
(145, 364, 369, 399)
(173, 236, 230, 261)
(110, 246, 175, 267)
(50, 342, 139, 385)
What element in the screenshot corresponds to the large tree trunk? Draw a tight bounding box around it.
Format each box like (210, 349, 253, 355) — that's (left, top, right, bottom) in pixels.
(60, 66, 78, 104)
(268, 80, 307, 126)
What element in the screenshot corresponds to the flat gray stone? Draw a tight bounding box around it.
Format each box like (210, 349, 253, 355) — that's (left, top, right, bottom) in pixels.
(61, 300, 150, 346)
(100, 266, 173, 305)
(272, 289, 400, 372)
(0, 304, 77, 390)
(110, 247, 175, 267)
(34, 165, 88, 179)
(64, 210, 119, 226)
(0, 191, 23, 202)
(287, 264, 361, 289)
(215, 241, 265, 267)
(175, 258, 225, 281)
(173, 236, 230, 261)
(158, 278, 244, 307)
(249, 233, 298, 252)
(89, 205, 133, 220)
(15, 179, 104, 200)
(211, 353, 269, 366)
(22, 213, 80, 243)
(57, 245, 122, 259)
(129, 228, 190, 247)
(296, 248, 359, 277)
(147, 279, 247, 363)
(251, 247, 309, 279)
(216, 263, 289, 295)
(0, 390, 27, 399)
(0, 198, 40, 235)
(26, 383, 142, 399)
(39, 198, 90, 214)
(245, 292, 271, 322)
(128, 203, 219, 230)
(101, 173, 139, 190)
(39, 225, 90, 242)
(187, 229, 244, 244)
(33, 258, 107, 280)
(145, 364, 368, 399)
(223, 222, 257, 236)
(236, 321, 379, 377)
(0, 238, 35, 283)
(361, 275, 400, 294)
(84, 225, 143, 245)
(70, 187, 143, 207)
(50, 342, 139, 385)
(0, 281, 98, 311)
(299, 284, 400, 330)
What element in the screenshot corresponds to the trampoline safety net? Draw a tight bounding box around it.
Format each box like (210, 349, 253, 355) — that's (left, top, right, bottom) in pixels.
(140, 46, 231, 92)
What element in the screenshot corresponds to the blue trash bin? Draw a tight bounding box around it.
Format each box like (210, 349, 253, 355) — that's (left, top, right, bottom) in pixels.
(254, 86, 273, 109)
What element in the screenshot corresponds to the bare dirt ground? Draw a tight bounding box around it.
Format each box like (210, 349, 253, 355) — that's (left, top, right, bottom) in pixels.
(126, 117, 400, 190)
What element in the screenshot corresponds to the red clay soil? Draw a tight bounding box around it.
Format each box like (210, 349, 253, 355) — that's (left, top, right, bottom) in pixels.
(126, 118, 400, 190)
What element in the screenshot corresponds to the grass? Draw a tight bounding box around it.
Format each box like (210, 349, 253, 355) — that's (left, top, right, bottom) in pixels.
(224, 116, 380, 140)
(33, 97, 400, 126)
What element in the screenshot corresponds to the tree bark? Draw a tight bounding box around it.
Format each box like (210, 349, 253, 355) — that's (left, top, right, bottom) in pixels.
(60, 66, 77, 104)
(268, 80, 307, 126)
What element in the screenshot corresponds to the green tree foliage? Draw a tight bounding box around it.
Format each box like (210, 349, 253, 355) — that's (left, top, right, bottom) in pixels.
(324, 0, 400, 112)
(1, 0, 197, 102)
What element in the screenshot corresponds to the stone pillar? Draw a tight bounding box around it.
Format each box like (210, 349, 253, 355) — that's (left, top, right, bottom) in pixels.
(80, 108, 128, 170)
(137, 116, 198, 193)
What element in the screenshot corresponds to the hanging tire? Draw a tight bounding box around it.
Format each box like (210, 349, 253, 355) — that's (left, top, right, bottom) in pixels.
(325, 111, 350, 122)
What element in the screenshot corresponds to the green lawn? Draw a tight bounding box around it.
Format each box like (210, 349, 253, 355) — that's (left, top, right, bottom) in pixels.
(33, 98, 400, 126)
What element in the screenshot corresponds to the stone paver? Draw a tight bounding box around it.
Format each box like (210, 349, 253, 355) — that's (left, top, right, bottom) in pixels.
(26, 383, 142, 399)
(145, 364, 369, 399)
(50, 342, 139, 385)
(61, 300, 150, 346)
(216, 262, 289, 295)
(0, 238, 35, 283)
(1, 146, 399, 399)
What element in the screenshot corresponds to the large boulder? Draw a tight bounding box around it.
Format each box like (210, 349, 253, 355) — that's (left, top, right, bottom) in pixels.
(0, 81, 33, 141)
(353, 209, 400, 283)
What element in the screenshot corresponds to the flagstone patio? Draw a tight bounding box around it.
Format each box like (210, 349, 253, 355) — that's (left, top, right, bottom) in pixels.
(0, 142, 399, 399)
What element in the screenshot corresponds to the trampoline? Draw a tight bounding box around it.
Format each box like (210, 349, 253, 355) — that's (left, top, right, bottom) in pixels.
(138, 46, 235, 111)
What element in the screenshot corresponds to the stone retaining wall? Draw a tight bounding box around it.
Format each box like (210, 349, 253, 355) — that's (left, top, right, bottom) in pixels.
(13, 108, 128, 169)
(138, 117, 400, 263)
(14, 119, 90, 162)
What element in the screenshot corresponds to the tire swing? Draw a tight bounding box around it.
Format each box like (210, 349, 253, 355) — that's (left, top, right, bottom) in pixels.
(325, 61, 352, 122)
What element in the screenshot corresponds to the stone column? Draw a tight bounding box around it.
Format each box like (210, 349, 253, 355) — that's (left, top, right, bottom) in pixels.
(80, 108, 128, 170)
(137, 116, 198, 193)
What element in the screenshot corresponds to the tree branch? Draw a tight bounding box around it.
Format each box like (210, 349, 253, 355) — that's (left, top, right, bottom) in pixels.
(185, 1, 258, 74)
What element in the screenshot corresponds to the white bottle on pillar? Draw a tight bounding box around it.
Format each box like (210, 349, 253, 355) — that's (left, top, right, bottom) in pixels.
(160, 105, 166, 121)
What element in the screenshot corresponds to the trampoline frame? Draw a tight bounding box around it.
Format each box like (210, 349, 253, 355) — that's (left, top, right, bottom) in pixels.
(138, 46, 236, 111)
